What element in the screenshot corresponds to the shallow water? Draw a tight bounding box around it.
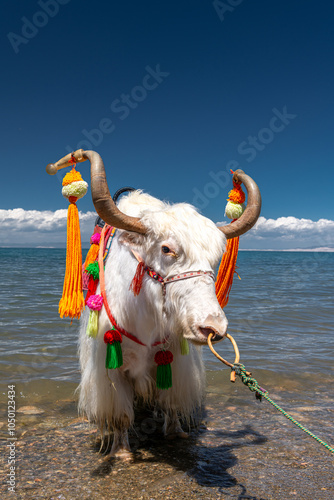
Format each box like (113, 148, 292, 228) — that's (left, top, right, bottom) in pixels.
(1, 248, 333, 413)
(0, 248, 333, 499)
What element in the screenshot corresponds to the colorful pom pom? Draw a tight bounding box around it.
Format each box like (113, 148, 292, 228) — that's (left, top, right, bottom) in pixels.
(62, 169, 84, 186)
(154, 350, 173, 365)
(104, 329, 122, 344)
(227, 183, 246, 204)
(62, 180, 88, 200)
(104, 329, 123, 369)
(91, 232, 101, 245)
(86, 294, 103, 337)
(62, 168, 88, 200)
(86, 261, 100, 280)
(224, 177, 246, 221)
(225, 201, 245, 220)
(86, 294, 103, 311)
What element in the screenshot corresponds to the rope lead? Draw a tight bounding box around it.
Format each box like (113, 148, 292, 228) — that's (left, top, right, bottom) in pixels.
(208, 334, 334, 455)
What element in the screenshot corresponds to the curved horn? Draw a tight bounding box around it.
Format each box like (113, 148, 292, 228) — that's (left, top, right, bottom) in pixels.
(46, 149, 147, 234)
(218, 170, 261, 239)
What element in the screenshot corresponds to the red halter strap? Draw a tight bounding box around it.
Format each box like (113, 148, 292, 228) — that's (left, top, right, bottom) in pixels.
(163, 270, 215, 284)
(130, 248, 215, 295)
(98, 225, 215, 347)
(99, 226, 165, 347)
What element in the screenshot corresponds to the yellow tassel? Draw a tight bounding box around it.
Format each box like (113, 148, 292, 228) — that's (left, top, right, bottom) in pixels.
(83, 243, 100, 269)
(180, 337, 190, 355)
(215, 236, 239, 309)
(59, 197, 85, 320)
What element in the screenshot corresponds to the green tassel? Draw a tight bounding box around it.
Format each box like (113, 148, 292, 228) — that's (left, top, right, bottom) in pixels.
(86, 310, 98, 338)
(156, 363, 172, 390)
(105, 341, 123, 369)
(180, 337, 189, 355)
(86, 261, 100, 280)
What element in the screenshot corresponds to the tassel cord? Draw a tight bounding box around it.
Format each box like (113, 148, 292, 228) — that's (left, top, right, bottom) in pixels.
(59, 199, 84, 319)
(215, 236, 239, 309)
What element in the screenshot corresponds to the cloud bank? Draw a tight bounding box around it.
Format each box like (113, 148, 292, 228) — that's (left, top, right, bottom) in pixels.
(218, 216, 334, 250)
(0, 208, 96, 247)
(0, 209, 333, 250)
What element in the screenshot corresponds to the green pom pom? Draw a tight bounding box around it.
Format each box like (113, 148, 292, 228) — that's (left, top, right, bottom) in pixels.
(180, 337, 189, 355)
(225, 201, 245, 220)
(156, 363, 172, 390)
(105, 342, 123, 369)
(86, 261, 100, 280)
(86, 310, 98, 338)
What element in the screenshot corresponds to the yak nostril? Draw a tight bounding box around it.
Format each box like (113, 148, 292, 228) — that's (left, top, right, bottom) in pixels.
(199, 327, 226, 342)
(198, 313, 228, 342)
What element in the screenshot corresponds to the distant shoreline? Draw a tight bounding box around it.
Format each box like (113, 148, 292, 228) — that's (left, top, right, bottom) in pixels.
(239, 247, 334, 252)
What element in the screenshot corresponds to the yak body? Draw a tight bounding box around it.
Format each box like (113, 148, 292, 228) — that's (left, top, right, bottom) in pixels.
(78, 191, 228, 456)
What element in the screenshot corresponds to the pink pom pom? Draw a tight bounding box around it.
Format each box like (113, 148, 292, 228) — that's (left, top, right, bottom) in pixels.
(86, 294, 103, 311)
(91, 233, 101, 245)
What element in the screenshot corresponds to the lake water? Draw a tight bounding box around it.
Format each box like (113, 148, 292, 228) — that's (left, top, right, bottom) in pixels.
(1, 248, 333, 403)
(1, 248, 333, 499)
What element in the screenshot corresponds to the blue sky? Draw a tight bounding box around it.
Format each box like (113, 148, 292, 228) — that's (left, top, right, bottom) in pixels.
(1, 0, 334, 249)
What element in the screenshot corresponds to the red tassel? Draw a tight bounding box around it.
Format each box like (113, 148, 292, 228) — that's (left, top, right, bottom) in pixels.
(85, 275, 99, 304)
(130, 261, 146, 296)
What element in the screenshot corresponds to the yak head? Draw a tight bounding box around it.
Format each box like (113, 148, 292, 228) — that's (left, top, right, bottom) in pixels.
(47, 149, 261, 345)
(116, 191, 229, 344)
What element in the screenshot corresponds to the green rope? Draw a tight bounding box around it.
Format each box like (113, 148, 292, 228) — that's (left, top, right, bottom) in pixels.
(233, 363, 334, 454)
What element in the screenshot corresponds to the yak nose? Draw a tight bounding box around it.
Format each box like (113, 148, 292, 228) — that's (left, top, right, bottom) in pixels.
(198, 314, 228, 343)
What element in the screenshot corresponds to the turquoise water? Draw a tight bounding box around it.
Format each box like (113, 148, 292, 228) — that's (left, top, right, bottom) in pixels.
(0, 248, 333, 411)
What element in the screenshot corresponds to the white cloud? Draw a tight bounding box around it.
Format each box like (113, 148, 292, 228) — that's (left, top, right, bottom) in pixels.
(0, 209, 333, 250)
(217, 216, 334, 250)
(0, 208, 96, 247)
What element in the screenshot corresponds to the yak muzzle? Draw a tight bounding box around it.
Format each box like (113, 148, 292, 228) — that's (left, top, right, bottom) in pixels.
(197, 314, 228, 343)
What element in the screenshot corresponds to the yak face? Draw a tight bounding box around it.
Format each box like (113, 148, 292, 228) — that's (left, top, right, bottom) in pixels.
(117, 191, 228, 345)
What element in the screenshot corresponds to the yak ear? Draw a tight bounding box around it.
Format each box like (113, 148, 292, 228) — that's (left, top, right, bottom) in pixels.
(118, 230, 146, 250)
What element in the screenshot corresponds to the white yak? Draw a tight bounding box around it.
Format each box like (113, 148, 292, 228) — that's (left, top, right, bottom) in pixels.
(46, 149, 261, 458)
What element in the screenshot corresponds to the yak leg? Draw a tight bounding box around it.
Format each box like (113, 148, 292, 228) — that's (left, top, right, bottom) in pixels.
(105, 376, 135, 459)
(109, 416, 132, 459)
(78, 327, 135, 459)
(163, 410, 189, 439)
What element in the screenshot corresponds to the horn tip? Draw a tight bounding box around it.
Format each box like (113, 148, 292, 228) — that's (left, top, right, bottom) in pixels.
(46, 163, 58, 175)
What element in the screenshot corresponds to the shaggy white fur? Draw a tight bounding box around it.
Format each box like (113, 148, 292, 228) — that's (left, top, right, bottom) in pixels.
(78, 190, 227, 456)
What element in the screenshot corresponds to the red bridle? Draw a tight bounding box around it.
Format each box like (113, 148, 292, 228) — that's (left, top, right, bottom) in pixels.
(130, 248, 215, 296)
(98, 225, 215, 347)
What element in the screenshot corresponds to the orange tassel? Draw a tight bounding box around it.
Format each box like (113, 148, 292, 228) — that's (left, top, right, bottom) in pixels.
(83, 243, 100, 269)
(215, 236, 239, 309)
(59, 196, 85, 320)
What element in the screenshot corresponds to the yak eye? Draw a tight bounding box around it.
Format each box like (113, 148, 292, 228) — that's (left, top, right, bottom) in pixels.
(162, 245, 171, 254)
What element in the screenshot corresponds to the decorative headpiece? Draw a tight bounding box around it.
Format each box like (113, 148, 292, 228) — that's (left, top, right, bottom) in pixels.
(58, 158, 88, 320)
(215, 170, 246, 308)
